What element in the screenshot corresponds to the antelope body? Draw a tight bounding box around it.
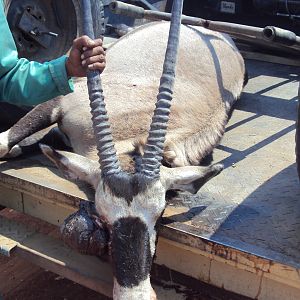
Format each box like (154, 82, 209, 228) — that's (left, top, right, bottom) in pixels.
(0, 20, 246, 300)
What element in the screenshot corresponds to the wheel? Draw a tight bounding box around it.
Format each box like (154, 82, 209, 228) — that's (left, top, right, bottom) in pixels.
(296, 85, 300, 180)
(3, 0, 104, 62)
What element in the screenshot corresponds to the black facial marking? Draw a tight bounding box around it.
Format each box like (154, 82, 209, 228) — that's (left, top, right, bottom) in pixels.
(129, 144, 143, 172)
(112, 217, 153, 287)
(7, 99, 61, 148)
(103, 173, 155, 205)
(199, 152, 213, 166)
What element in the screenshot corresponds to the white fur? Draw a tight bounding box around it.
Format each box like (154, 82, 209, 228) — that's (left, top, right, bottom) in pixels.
(113, 276, 152, 300)
(95, 180, 166, 226)
(0, 130, 10, 157)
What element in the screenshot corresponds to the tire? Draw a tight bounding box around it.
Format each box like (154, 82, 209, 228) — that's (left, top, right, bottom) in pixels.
(3, 0, 104, 62)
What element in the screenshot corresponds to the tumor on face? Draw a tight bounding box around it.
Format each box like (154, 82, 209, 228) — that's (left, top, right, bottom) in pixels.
(61, 201, 109, 256)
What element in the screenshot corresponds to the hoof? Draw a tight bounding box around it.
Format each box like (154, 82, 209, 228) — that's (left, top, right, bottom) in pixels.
(6, 145, 22, 158)
(61, 201, 109, 256)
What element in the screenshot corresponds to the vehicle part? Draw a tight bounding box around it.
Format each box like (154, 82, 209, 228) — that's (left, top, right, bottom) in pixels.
(110, 1, 300, 49)
(253, 0, 300, 18)
(3, 0, 104, 62)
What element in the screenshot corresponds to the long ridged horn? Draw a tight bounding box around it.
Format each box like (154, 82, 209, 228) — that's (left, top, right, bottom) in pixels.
(141, 0, 184, 178)
(82, 0, 121, 176)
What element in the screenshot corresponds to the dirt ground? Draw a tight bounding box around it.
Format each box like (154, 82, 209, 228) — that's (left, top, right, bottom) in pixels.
(0, 255, 109, 300)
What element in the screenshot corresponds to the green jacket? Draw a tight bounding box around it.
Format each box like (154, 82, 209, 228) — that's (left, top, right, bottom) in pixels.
(0, 1, 74, 106)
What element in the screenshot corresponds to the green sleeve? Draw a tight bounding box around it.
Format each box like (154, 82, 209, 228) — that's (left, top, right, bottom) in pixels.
(0, 2, 74, 106)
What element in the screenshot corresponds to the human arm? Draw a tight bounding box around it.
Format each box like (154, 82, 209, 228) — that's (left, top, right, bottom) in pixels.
(0, 2, 105, 106)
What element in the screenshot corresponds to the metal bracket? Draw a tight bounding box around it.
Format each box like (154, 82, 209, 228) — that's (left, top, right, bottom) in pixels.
(17, 10, 57, 49)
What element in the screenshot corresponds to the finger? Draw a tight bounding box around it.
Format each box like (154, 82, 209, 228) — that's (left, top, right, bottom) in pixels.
(73, 36, 103, 51)
(93, 38, 103, 47)
(82, 55, 105, 67)
(87, 62, 106, 71)
(81, 47, 105, 60)
(82, 39, 103, 51)
(81, 38, 103, 51)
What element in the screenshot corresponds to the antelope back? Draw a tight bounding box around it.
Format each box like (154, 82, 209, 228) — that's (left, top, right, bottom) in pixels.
(101, 21, 244, 139)
(58, 22, 245, 166)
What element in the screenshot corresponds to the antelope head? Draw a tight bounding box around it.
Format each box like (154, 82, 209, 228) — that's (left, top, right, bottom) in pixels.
(41, 0, 222, 298)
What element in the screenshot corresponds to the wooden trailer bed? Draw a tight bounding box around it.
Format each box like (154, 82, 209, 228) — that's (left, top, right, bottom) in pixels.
(0, 58, 299, 299)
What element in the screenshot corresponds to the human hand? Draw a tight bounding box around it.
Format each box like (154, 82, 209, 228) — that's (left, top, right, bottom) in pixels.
(66, 35, 106, 77)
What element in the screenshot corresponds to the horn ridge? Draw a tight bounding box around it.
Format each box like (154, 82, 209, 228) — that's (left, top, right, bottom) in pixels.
(142, 0, 184, 178)
(87, 74, 121, 176)
(82, 0, 122, 176)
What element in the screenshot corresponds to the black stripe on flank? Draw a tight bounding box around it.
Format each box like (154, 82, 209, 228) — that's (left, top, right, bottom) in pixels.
(112, 217, 153, 287)
(243, 68, 249, 87)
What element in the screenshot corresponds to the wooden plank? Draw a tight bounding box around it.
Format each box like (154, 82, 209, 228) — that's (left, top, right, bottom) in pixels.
(22, 193, 76, 226)
(15, 233, 114, 298)
(0, 185, 76, 226)
(0, 186, 23, 212)
(0, 255, 109, 300)
(166, 239, 300, 300)
(1, 210, 299, 300)
(0, 215, 36, 256)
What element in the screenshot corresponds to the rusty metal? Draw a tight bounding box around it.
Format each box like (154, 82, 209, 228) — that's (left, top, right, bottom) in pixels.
(17, 10, 55, 49)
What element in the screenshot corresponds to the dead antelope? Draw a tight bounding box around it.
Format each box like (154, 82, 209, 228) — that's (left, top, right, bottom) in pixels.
(0, 5, 246, 299)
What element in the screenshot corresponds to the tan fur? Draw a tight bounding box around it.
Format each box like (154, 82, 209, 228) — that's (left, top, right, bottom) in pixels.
(55, 22, 245, 168)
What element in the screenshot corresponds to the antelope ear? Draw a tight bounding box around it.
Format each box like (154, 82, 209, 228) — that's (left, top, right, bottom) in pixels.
(40, 144, 101, 189)
(161, 164, 223, 194)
